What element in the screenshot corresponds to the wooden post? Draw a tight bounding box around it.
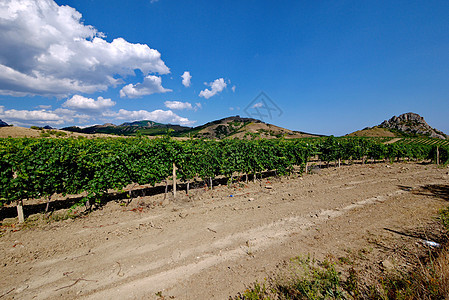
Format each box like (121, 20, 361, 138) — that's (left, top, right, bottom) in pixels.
(436, 146, 440, 165)
(17, 200, 24, 223)
(305, 161, 308, 174)
(338, 158, 341, 168)
(45, 195, 51, 213)
(186, 182, 190, 195)
(164, 180, 168, 201)
(172, 163, 177, 199)
(209, 177, 213, 190)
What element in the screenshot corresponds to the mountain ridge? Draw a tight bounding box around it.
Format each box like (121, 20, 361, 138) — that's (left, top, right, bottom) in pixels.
(61, 116, 321, 139)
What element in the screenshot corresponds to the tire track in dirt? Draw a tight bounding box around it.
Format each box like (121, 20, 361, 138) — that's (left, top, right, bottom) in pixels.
(83, 190, 406, 299)
(1, 163, 447, 300)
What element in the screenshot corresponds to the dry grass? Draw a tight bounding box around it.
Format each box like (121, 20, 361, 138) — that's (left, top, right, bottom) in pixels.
(348, 126, 397, 138)
(232, 210, 449, 300)
(416, 246, 449, 298)
(0, 126, 114, 138)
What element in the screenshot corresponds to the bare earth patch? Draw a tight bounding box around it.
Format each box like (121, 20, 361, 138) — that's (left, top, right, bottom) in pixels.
(1, 163, 448, 299)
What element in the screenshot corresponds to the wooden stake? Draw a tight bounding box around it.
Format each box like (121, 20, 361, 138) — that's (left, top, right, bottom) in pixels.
(17, 200, 24, 223)
(186, 182, 190, 194)
(305, 161, 308, 174)
(172, 163, 177, 199)
(209, 177, 213, 190)
(45, 195, 51, 213)
(436, 146, 440, 165)
(164, 180, 168, 201)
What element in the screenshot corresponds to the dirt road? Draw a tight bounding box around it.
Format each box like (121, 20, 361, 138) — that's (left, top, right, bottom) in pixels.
(1, 162, 448, 299)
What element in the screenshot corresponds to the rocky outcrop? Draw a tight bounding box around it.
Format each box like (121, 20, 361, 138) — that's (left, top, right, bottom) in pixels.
(380, 112, 447, 139)
(0, 119, 9, 127)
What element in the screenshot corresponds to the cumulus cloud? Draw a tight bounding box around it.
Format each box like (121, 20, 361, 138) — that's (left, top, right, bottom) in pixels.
(181, 71, 192, 87)
(164, 101, 193, 110)
(199, 78, 227, 99)
(37, 105, 52, 109)
(0, 104, 194, 127)
(120, 75, 171, 98)
(0, 0, 169, 97)
(0, 105, 89, 126)
(232, 85, 236, 92)
(63, 95, 116, 113)
(103, 109, 195, 126)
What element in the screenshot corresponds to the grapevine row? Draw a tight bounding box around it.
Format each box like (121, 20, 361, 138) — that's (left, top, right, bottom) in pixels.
(0, 137, 447, 207)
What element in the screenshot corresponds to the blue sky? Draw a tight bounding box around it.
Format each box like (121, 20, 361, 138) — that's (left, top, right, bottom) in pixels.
(0, 0, 448, 136)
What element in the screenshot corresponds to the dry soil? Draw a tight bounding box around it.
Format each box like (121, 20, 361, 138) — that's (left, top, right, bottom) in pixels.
(1, 162, 448, 299)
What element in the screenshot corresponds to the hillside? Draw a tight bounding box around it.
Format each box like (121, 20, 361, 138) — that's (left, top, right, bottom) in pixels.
(348, 112, 448, 139)
(347, 126, 397, 138)
(0, 119, 9, 127)
(61, 116, 321, 139)
(0, 126, 115, 139)
(188, 116, 319, 139)
(62, 121, 191, 136)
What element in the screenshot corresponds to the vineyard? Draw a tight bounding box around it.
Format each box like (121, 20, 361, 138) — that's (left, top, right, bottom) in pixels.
(398, 137, 449, 147)
(1, 136, 448, 212)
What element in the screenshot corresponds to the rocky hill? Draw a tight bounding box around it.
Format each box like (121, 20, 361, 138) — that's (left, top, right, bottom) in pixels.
(380, 112, 447, 139)
(348, 112, 447, 139)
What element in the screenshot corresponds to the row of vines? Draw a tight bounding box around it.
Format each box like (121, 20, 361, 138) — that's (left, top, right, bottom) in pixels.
(0, 136, 447, 207)
(399, 137, 449, 147)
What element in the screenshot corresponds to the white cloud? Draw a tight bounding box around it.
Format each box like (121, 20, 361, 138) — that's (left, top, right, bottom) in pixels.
(120, 75, 171, 98)
(164, 101, 193, 110)
(103, 109, 195, 126)
(252, 102, 263, 108)
(63, 95, 116, 113)
(0, 104, 194, 127)
(181, 71, 192, 87)
(0, 0, 169, 97)
(37, 105, 52, 109)
(0, 105, 88, 126)
(195, 102, 202, 109)
(199, 78, 227, 99)
(232, 85, 236, 92)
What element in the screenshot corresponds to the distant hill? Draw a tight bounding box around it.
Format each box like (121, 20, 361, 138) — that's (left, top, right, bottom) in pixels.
(186, 116, 319, 139)
(348, 112, 448, 139)
(62, 121, 191, 136)
(61, 116, 321, 139)
(0, 119, 9, 127)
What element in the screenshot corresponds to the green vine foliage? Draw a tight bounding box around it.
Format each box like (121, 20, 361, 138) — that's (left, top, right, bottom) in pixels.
(0, 137, 445, 206)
